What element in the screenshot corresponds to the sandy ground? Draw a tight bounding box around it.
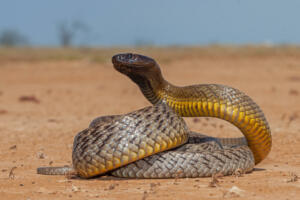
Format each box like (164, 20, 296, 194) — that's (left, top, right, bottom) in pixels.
(0, 48, 300, 200)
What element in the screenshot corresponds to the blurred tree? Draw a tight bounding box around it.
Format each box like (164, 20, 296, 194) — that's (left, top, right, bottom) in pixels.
(58, 23, 73, 47)
(0, 30, 29, 47)
(57, 20, 90, 47)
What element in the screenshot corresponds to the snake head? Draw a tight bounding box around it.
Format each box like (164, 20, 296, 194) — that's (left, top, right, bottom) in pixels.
(112, 53, 160, 76)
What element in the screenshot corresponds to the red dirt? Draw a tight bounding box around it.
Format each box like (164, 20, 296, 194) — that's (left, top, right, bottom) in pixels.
(0, 48, 300, 200)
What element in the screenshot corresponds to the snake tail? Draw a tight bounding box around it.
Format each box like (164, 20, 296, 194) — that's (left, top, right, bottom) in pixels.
(37, 166, 76, 175)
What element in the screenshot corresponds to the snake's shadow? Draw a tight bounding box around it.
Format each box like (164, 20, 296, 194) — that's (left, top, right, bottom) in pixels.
(69, 175, 140, 181)
(69, 168, 266, 181)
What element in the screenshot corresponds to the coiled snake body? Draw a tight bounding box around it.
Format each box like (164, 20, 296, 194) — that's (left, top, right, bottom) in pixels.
(37, 53, 271, 178)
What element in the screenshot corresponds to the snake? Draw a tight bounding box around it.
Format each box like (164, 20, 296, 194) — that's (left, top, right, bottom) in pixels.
(37, 53, 271, 178)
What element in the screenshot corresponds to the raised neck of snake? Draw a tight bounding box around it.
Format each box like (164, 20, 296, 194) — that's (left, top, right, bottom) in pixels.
(112, 53, 272, 165)
(127, 71, 174, 105)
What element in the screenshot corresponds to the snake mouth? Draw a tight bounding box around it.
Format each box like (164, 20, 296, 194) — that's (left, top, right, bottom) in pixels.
(112, 53, 156, 74)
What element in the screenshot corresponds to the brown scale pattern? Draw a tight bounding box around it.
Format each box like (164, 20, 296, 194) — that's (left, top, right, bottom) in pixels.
(74, 104, 189, 178)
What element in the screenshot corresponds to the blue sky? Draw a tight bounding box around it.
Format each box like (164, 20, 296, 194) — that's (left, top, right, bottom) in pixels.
(1, 0, 300, 46)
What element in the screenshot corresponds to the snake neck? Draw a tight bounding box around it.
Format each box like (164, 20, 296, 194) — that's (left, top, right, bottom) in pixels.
(129, 72, 271, 165)
(127, 72, 171, 105)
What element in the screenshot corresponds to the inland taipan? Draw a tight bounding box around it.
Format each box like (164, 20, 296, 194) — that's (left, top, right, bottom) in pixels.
(37, 53, 271, 178)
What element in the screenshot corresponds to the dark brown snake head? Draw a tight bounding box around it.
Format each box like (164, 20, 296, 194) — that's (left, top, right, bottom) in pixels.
(112, 53, 161, 77)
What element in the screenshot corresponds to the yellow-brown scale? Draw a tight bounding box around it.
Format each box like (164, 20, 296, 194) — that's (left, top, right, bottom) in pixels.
(154, 86, 271, 164)
(71, 105, 189, 178)
(81, 134, 187, 178)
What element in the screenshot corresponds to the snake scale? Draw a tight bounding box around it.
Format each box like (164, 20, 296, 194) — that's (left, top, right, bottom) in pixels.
(37, 53, 271, 178)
